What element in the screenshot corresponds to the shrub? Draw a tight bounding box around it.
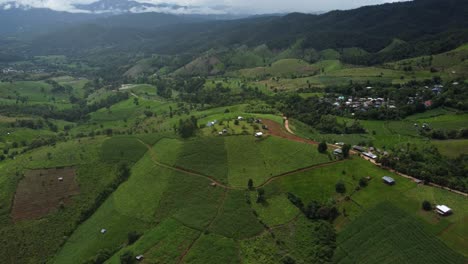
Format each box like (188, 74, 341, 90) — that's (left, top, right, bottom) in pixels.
(359, 177, 368, 187)
(422, 200, 432, 211)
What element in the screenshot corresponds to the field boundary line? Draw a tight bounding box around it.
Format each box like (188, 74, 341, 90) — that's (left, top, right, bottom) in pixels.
(256, 160, 347, 188)
(176, 189, 229, 264)
(138, 139, 241, 190)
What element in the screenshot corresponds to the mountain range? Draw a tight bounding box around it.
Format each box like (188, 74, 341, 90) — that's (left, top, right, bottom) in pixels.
(1, 0, 467, 67)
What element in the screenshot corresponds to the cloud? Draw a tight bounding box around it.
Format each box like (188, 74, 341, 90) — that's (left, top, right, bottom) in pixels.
(0, 0, 411, 14)
(137, 0, 411, 13)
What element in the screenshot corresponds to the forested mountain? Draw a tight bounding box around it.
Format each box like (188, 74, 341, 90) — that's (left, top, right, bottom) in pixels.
(13, 0, 467, 64)
(0, 8, 102, 36)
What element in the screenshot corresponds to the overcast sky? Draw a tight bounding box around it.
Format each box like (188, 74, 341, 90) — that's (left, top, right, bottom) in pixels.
(0, 0, 410, 13)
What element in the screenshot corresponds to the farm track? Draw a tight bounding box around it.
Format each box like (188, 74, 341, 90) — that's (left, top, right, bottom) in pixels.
(256, 160, 347, 188)
(241, 212, 302, 241)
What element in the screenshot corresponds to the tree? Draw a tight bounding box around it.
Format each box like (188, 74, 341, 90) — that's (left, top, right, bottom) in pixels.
(247, 179, 254, 190)
(256, 188, 265, 203)
(282, 256, 296, 264)
(422, 200, 432, 211)
(342, 144, 351, 158)
(127, 231, 141, 245)
(359, 177, 368, 187)
(318, 141, 328, 153)
(120, 251, 134, 264)
(335, 182, 346, 194)
(178, 117, 198, 138)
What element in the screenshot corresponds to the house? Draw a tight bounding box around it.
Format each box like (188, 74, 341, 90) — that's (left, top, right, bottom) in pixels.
(333, 149, 343, 155)
(58, 177, 64, 181)
(206, 120, 217, 127)
(382, 176, 395, 185)
(436, 205, 452, 216)
(237, 116, 244, 120)
(353, 145, 366, 152)
(363, 152, 377, 159)
(100, 229, 107, 234)
(136, 255, 144, 261)
(255, 132, 264, 137)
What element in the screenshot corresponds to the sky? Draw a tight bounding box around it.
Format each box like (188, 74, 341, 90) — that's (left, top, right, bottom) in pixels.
(0, 0, 410, 14)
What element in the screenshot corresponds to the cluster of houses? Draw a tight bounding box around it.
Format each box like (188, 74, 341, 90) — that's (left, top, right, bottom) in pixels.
(1, 67, 24, 74)
(332, 96, 397, 111)
(352, 145, 388, 159)
(381, 176, 453, 216)
(210, 116, 267, 138)
(1, 67, 45, 74)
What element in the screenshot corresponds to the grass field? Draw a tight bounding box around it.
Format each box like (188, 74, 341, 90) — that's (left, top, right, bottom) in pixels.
(432, 139, 468, 158)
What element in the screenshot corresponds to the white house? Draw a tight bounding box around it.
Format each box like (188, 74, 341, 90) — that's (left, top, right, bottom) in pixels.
(436, 205, 452, 216)
(255, 132, 264, 137)
(363, 152, 377, 159)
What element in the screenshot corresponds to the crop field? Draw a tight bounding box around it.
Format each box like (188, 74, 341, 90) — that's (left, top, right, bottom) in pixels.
(11, 167, 79, 222)
(334, 203, 465, 264)
(414, 113, 468, 130)
(100, 136, 148, 163)
(106, 218, 200, 264)
(154, 134, 330, 187)
(208, 190, 264, 239)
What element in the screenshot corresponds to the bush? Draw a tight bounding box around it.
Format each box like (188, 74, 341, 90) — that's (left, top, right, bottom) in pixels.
(247, 179, 254, 190)
(120, 251, 134, 264)
(127, 231, 141, 245)
(422, 200, 432, 211)
(256, 188, 266, 203)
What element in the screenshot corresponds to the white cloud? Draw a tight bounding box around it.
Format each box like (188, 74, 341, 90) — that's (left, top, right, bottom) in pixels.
(0, 0, 411, 14)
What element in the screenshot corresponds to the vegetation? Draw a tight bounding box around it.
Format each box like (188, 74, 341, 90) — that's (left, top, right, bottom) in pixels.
(0, 1, 467, 263)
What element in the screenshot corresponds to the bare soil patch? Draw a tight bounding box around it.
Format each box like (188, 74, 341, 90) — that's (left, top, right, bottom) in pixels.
(11, 167, 80, 222)
(263, 119, 318, 145)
